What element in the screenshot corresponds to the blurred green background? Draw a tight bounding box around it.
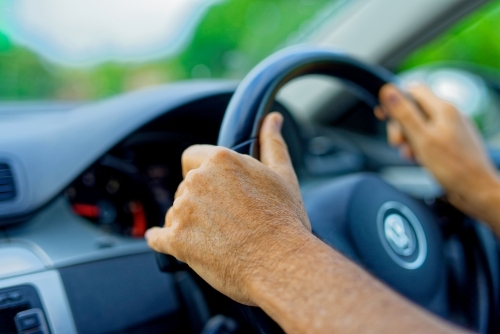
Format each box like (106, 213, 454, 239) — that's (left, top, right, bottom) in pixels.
(0, 0, 333, 100)
(398, 0, 500, 73)
(1, 0, 500, 101)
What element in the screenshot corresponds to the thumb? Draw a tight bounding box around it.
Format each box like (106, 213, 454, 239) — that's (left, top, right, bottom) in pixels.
(259, 112, 299, 187)
(379, 84, 425, 142)
(145, 227, 173, 255)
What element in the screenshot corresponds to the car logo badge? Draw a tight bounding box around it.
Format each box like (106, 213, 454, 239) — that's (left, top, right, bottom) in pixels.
(377, 202, 427, 270)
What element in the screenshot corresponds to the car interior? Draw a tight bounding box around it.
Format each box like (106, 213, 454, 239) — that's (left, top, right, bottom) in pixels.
(1, 0, 499, 333)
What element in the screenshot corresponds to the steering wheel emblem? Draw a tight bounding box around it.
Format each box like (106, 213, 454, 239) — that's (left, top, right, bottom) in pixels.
(384, 214, 416, 256)
(377, 202, 427, 270)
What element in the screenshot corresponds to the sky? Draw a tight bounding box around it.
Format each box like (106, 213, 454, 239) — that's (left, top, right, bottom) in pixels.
(1, 0, 224, 66)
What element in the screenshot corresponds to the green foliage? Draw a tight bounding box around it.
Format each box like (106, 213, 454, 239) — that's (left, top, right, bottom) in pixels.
(180, 0, 331, 79)
(399, 0, 500, 72)
(0, 47, 58, 99)
(0, 0, 330, 100)
(0, 31, 11, 52)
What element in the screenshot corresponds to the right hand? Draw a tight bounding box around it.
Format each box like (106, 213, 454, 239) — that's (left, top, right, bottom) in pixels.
(376, 84, 500, 226)
(146, 112, 312, 306)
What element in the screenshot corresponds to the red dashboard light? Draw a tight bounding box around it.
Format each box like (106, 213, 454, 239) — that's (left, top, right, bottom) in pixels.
(72, 203, 101, 219)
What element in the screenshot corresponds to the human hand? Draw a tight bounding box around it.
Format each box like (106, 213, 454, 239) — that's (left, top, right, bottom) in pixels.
(145, 112, 312, 305)
(376, 84, 500, 226)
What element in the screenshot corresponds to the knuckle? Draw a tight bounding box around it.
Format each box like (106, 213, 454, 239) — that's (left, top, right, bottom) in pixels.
(165, 206, 173, 219)
(408, 85, 426, 97)
(394, 109, 412, 123)
(388, 102, 405, 116)
(184, 168, 203, 184)
(164, 214, 172, 229)
(210, 147, 234, 162)
(172, 192, 196, 218)
(408, 84, 434, 101)
(183, 170, 195, 183)
(442, 103, 458, 117)
(174, 187, 183, 200)
(172, 192, 189, 210)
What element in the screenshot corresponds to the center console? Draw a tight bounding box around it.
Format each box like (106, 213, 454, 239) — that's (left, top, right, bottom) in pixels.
(0, 270, 77, 334)
(0, 285, 49, 334)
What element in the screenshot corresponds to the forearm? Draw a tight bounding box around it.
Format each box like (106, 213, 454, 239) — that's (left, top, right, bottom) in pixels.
(248, 233, 464, 334)
(449, 175, 500, 236)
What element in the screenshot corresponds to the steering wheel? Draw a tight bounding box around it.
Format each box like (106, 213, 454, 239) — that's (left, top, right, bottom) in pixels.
(217, 46, 499, 333)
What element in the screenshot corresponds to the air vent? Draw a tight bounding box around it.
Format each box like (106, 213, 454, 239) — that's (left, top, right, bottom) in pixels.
(0, 163, 16, 202)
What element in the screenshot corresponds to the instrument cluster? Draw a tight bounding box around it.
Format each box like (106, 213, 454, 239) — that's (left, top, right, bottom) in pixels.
(65, 131, 194, 238)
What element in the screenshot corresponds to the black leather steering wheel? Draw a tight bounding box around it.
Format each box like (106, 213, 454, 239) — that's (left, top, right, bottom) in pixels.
(217, 46, 499, 333)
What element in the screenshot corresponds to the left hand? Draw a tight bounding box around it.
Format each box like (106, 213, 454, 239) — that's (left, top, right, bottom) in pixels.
(375, 84, 500, 232)
(145, 112, 312, 306)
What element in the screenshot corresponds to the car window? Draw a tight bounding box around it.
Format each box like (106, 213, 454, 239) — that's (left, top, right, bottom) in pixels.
(0, 0, 344, 101)
(398, 1, 500, 73)
(397, 1, 500, 145)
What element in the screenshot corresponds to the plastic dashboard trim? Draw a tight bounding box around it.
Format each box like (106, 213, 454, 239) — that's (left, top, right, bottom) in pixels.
(0, 270, 78, 334)
(0, 80, 237, 221)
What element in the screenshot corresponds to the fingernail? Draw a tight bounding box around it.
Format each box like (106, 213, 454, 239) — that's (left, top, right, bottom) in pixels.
(144, 229, 152, 240)
(387, 92, 400, 106)
(274, 114, 283, 131)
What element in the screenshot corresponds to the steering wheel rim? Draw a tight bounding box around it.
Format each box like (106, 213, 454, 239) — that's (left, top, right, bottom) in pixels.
(218, 46, 396, 158)
(217, 46, 497, 333)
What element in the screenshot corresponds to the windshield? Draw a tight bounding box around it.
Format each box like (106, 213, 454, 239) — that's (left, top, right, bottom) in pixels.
(0, 0, 340, 101)
(397, 1, 500, 144)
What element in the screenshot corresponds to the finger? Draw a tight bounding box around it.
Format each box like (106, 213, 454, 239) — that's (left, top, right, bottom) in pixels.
(379, 84, 426, 139)
(374, 106, 388, 121)
(145, 227, 172, 254)
(399, 143, 415, 161)
(165, 206, 174, 227)
(406, 84, 447, 120)
(259, 112, 298, 187)
(387, 120, 406, 146)
(174, 181, 186, 200)
(181, 144, 219, 178)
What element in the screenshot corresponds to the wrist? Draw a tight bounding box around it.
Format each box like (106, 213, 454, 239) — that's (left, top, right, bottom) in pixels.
(244, 230, 317, 303)
(244, 231, 339, 333)
(448, 173, 500, 229)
